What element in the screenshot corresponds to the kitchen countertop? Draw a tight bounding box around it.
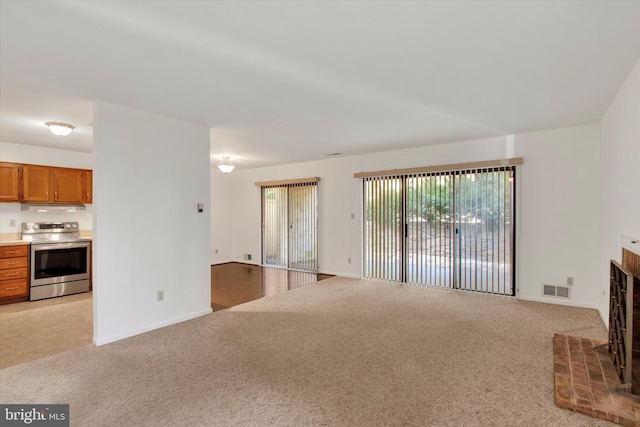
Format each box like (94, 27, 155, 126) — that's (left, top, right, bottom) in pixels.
(0, 237, 92, 246)
(0, 240, 31, 246)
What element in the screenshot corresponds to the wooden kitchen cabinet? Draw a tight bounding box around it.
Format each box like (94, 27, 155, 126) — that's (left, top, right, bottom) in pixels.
(0, 162, 21, 202)
(0, 162, 93, 204)
(0, 244, 29, 304)
(22, 164, 52, 202)
(83, 170, 92, 204)
(52, 167, 84, 203)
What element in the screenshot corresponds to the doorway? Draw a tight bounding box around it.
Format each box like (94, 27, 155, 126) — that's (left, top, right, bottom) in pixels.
(261, 181, 318, 272)
(363, 166, 515, 296)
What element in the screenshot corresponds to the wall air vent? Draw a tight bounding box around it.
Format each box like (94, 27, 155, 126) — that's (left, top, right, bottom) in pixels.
(542, 284, 570, 298)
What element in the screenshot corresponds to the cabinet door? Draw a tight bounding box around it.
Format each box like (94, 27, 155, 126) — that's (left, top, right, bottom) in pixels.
(0, 279, 29, 298)
(22, 165, 51, 202)
(52, 168, 84, 203)
(0, 162, 21, 202)
(83, 170, 93, 204)
(0, 244, 30, 301)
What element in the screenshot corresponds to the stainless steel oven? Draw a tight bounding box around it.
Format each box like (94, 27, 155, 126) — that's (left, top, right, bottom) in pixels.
(23, 222, 91, 301)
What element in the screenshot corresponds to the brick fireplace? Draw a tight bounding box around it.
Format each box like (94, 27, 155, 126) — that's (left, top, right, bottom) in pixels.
(609, 246, 640, 396)
(553, 245, 640, 425)
(623, 248, 640, 395)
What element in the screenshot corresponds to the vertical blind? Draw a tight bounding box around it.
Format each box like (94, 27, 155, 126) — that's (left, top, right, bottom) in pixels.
(363, 166, 515, 296)
(404, 171, 454, 288)
(364, 176, 403, 282)
(260, 179, 318, 272)
(262, 185, 288, 267)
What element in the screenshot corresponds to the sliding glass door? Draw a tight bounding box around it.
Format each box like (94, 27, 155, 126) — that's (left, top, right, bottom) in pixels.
(453, 169, 514, 294)
(363, 167, 515, 296)
(262, 182, 318, 272)
(405, 172, 454, 288)
(262, 186, 288, 267)
(288, 183, 318, 271)
(363, 176, 402, 281)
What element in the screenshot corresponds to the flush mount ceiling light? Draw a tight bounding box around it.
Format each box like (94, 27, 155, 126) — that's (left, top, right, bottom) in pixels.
(45, 122, 75, 136)
(217, 156, 235, 174)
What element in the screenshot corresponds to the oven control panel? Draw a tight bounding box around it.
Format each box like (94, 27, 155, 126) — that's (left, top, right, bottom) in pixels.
(22, 222, 79, 234)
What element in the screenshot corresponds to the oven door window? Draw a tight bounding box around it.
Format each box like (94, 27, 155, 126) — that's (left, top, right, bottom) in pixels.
(34, 247, 88, 279)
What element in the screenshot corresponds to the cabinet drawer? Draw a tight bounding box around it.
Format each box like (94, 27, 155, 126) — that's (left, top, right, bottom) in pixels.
(0, 267, 27, 281)
(0, 258, 28, 270)
(0, 279, 28, 298)
(0, 246, 28, 259)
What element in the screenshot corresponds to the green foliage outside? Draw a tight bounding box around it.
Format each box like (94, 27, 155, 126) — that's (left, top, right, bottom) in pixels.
(365, 171, 512, 229)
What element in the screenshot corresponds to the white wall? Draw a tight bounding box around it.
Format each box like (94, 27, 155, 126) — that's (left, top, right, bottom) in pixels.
(210, 171, 233, 264)
(213, 125, 605, 310)
(93, 101, 211, 345)
(0, 141, 93, 168)
(0, 203, 93, 234)
(0, 142, 94, 234)
(214, 136, 509, 277)
(600, 58, 640, 321)
(514, 124, 602, 308)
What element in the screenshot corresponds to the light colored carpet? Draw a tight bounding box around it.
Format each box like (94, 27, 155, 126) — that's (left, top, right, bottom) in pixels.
(0, 277, 614, 426)
(0, 292, 93, 369)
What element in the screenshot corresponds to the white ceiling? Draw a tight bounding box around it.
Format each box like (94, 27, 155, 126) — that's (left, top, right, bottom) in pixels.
(1, 1, 639, 170)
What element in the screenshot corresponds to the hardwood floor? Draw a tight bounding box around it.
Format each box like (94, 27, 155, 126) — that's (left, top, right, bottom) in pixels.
(0, 263, 331, 368)
(211, 262, 333, 311)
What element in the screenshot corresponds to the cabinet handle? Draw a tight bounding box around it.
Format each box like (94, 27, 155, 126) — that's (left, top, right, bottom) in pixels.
(5, 251, 18, 255)
(4, 286, 19, 291)
(46, 191, 49, 199)
(4, 273, 20, 277)
(5, 262, 18, 266)
(55, 191, 58, 200)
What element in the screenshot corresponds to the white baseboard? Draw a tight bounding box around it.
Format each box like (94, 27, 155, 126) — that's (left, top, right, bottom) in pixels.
(211, 259, 261, 266)
(598, 307, 609, 330)
(210, 259, 235, 265)
(231, 259, 261, 266)
(213, 260, 356, 275)
(517, 294, 599, 310)
(320, 271, 360, 279)
(93, 308, 212, 346)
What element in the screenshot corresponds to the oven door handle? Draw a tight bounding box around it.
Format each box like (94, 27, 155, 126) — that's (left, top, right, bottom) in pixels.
(31, 242, 91, 251)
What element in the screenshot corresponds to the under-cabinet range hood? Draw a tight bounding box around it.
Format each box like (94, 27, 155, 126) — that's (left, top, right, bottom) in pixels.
(21, 203, 86, 212)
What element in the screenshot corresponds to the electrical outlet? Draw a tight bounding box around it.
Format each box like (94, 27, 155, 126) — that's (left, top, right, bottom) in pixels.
(9, 219, 16, 228)
(566, 276, 574, 286)
(348, 257, 352, 264)
(247, 254, 252, 261)
(157, 290, 164, 302)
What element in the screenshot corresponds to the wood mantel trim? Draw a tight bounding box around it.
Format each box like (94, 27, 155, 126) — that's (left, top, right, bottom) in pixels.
(623, 248, 640, 279)
(353, 158, 524, 178)
(255, 177, 321, 187)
